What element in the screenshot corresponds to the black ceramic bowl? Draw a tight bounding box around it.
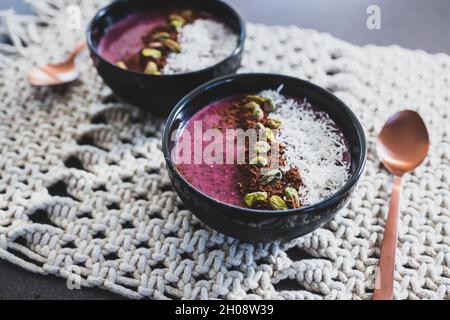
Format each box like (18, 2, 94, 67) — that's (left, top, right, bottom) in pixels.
(86, 0, 245, 115)
(163, 74, 367, 243)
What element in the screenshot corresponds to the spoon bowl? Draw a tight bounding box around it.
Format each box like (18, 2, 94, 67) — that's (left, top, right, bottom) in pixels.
(377, 110, 429, 176)
(28, 41, 86, 87)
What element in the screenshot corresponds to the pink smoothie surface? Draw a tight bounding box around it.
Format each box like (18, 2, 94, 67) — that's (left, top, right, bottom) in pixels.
(98, 11, 167, 64)
(175, 97, 245, 206)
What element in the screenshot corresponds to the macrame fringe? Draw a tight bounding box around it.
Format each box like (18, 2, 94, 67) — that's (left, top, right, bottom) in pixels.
(0, 0, 61, 67)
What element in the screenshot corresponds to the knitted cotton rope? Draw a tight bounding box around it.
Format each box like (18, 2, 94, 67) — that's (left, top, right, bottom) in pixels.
(0, 0, 449, 300)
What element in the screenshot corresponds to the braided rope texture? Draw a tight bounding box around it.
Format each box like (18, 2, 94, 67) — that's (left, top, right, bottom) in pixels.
(0, 0, 449, 300)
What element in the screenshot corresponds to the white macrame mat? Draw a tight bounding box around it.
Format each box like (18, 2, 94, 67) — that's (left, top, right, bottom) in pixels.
(0, 0, 449, 300)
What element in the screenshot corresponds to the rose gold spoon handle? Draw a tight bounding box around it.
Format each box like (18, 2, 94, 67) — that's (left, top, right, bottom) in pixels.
(373, 175, 401, 300)
(67, 41, 87, 61)
(373, 110, 429, 300)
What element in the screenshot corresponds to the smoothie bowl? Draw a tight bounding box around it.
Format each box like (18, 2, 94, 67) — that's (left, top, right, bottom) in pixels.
(87, 0, 245, 115)
(163, 74, 367, 242)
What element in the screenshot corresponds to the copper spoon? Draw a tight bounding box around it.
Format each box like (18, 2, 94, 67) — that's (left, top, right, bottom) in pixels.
(373, 110, 429, 300)
(28, 41, 86, 86)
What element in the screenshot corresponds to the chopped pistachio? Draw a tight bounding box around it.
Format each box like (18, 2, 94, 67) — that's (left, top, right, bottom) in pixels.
(244, 101, 260, 111)
(252, 106, 264, 120)
(254, 141, 271, 154)
(144, 61, 160, 75)
(244, 192, 268, 207)
(142, 48, 162, 59)
(170, 14, 186, 23)
(262, 97, 276, 112)
(247, 95, 275, 112)
(171, 19, 184, 31)
(264, 127, 276, 142)
(152, 31, 170, 40)
(255, 122, 265, 131)
(170, 14, 186, 30)
(259, 169, 282, 185)
(249, 156, 268, 167)
(164, 38, 181, 53)
(269, 195, 288, 210)
(267, 117, 282, 129)
(246, 95, 266, 104)
(116, 61, 127, 69)
(284, 187, 300, 208)
(169, 13, 186, 22)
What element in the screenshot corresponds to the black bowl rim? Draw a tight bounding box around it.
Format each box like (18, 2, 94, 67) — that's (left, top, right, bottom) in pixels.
(86, 0, 246, 78)
(163, 73, 368, 217)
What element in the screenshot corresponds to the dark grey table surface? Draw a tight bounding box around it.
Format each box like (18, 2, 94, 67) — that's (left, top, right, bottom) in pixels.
(0, 0, 448, 300)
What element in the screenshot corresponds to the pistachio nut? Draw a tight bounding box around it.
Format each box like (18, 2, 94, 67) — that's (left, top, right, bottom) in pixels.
(170, 14, 186, 22)
(164, 38, 181, 53)
(246, 95, 266, 104)
(247, 95, 275, 112)
(284, 187, 300, 208)
(267, 117, 282, 129)
(252, 106, 264, 120)
(169, 14, 186, 30)
(244, 192, 268, 207)
(244, 101, 260, 111)
(254, 141, 271, 154)
(262, 97, 276, 112)
(259, 169, 282, 185)
(264, 127, 276, 142)
(142, 48, 162, 59)
(116, 61, 127, 69)
(249, 156, 268, 167)
(152, 31, 170, 41)
(255, 123, 265, 131)
(144, 61, 160, 75)
(269, 195, 288, 210)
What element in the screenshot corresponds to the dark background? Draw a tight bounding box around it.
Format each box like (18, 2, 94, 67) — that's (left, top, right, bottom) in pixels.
(1, 0, 449, 53)
(0, 0, 449, 300)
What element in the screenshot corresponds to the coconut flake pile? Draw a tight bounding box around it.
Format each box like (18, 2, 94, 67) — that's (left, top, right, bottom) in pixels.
(259, 89, 350, 205)
(163, 19, 238, 74)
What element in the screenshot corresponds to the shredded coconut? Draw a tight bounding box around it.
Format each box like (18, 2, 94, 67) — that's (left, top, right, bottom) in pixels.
(259, 89, 350, 205)
(163, 19, 238, 74)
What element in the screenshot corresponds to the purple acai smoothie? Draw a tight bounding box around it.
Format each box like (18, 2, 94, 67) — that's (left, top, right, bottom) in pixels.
(175, 97, 244, 206)
(98, 11, 166, 64)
